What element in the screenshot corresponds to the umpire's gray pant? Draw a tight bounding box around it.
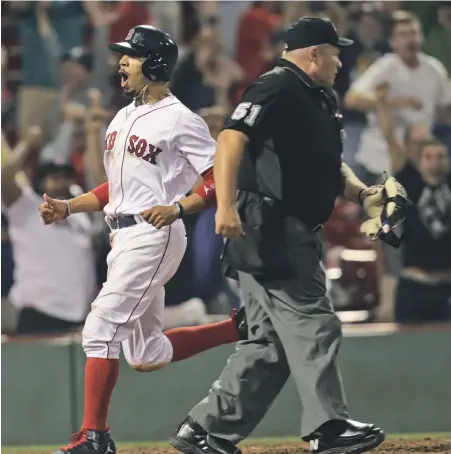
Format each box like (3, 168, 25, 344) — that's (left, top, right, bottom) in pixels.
(189, 234, 349, 442)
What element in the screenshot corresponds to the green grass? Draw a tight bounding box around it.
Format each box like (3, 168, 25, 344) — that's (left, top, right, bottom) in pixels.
(2, 433, 450, 453)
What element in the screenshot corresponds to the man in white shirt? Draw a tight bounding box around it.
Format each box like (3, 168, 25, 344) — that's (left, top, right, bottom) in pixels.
(345, 10, 451, 185)
(1, 130, 96, 334)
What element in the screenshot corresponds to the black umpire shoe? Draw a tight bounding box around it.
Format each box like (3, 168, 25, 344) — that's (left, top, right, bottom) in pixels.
(53, 429, 116, 454)
(307, 420, 385, 454)
(232, 306, 248, 341)
(170, 416, 242, 454)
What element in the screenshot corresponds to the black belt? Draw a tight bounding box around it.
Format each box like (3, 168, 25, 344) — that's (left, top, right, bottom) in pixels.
(106, 215, 144, 230)
(237, 191, 324, 234)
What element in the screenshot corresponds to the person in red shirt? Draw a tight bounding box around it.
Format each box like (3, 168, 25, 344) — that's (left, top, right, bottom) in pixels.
(235, 2, 281, 100)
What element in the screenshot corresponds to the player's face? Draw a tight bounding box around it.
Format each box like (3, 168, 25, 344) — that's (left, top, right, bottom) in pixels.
(313, 45, 342, 87)
(118, 54, 146, 98)
(418, 145, 449, 185)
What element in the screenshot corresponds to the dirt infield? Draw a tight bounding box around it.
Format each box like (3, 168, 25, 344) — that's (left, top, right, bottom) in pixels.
(7, 437, 451, 454)
(117, 438, 451, 454)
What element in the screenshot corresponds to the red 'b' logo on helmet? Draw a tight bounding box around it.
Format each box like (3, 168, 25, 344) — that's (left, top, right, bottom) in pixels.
(125, 28, 135, 41)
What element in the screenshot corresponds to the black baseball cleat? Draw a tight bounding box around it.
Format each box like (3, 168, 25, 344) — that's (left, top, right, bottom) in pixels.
(307, 420, 385, 454)
(232, 306, 248, 341)
(53, 429, 116, 454)
(170, 416, 242, 454)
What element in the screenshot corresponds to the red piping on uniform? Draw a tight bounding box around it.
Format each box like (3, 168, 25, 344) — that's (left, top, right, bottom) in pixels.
(114, 102, 179, 215)
(106, 226, 172, 358)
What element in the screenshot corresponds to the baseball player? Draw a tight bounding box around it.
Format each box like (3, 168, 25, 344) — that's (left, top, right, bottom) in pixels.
(39, 25, 247, 454)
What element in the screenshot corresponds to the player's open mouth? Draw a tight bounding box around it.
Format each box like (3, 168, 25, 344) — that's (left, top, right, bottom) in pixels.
(119, 70, 129, 88)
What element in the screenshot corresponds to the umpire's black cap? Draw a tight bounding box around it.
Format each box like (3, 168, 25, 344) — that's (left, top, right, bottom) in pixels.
(284, 17, 354, 51)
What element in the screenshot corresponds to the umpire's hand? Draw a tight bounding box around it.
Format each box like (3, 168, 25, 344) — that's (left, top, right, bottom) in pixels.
(215, 206, 244, 238)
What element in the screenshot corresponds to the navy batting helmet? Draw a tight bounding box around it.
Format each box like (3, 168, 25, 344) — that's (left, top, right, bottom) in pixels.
(109, 25, 178, 83)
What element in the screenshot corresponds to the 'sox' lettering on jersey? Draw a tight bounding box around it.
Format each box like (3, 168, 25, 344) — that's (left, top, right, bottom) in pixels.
(105, 132, 117, 151)
(127, 135, 163, 165)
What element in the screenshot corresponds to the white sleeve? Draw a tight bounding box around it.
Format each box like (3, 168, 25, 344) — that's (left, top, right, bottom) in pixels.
(171, 111, 216, 175)
(350, 56, 391, 93)
(6, 186, 40, 227)
(433, 61, 451, 107)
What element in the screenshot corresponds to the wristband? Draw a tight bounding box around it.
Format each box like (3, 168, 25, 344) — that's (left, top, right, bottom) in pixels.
(174, 202, 184, 219)
(63, 200, 71, 219)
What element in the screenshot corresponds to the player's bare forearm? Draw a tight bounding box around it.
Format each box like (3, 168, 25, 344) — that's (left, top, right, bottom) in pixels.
(140, 195, 208, 230)
(178, 192, 208, 215)
(341, 162, 368, 204)
(214, 129, 247, 208)
(140, 167, 215, 228)
(41, 190, 103, 225)
(69, 192, 102, 214)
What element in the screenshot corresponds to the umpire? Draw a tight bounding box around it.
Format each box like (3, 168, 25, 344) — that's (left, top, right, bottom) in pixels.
(170, 17, 385, 454)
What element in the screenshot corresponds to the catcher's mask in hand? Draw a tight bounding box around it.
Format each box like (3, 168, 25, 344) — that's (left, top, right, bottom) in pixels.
(361, 171, 413, 249)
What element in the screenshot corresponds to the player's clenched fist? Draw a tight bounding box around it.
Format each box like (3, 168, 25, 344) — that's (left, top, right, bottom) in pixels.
(39, 193, 68, 224)
(215, 206, 244, 238)
(140, 205, 179, 229)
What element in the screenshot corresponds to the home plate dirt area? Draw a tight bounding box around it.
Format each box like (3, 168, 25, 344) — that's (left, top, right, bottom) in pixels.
(8, 436, 451, 454)
(111, 437, 451, 454)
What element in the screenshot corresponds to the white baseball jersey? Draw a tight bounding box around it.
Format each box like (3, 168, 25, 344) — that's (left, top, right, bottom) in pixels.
(102, 93, 216, 216)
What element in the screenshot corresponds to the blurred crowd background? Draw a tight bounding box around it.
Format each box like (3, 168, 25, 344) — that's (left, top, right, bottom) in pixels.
(2, 0, 451, 337)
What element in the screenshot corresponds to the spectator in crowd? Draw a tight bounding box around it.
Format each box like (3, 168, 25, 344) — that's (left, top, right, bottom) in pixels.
(35, 1, 113, 144)
(335, 7, 389, 165)
(375, 84, 451, 323)
(235, 1, 282, 100)
(105, 1, 152, 44)
(10, 0, 86, 137)
(336, 8, 387, 96)
(3, 0, 451, 331)
(424, 1, 451, 75)
(171, 26, 243, 113)
(1, 213, 17, 334)
(1, 134, 17, 334)
(2, 44, 15, 136)
(345, 10, 451, 186)
(1, 127, 97, 335)
(150, 1, 182, 47)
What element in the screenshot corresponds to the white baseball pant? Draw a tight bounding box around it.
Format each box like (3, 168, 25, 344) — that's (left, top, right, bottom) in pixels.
(82, 219, 187, 371)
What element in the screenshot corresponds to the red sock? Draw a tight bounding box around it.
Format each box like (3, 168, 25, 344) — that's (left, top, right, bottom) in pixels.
(81, 358, 119, 431)
(165, 318, 239, 362)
